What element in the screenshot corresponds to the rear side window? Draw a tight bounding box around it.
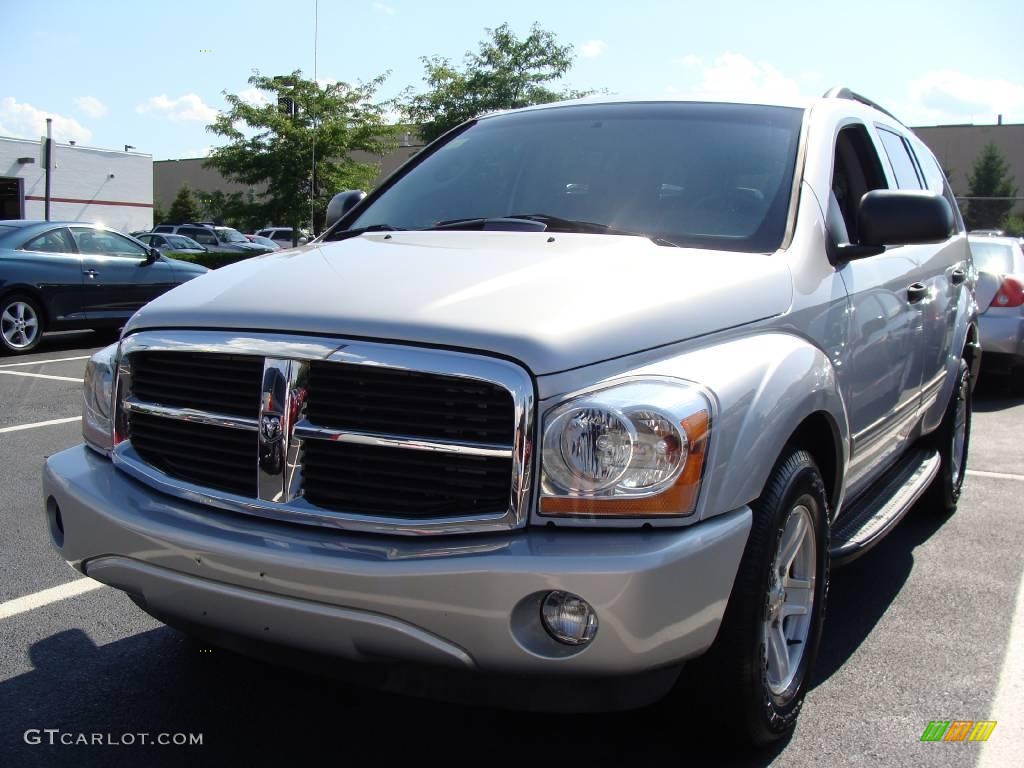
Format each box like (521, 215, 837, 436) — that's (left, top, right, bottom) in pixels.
(908, 137, 964, 231)
(153, 225, 173, 233)
(23, 228, 75, 254)
(877, 128, 923, 190)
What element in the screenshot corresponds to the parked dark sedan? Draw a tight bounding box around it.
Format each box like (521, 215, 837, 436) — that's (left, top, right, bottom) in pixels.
(0, 220, 208, 353)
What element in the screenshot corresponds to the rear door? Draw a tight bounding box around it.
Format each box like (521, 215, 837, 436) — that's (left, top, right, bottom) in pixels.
(71, 227, 180, 321)
(894, 131, 968, 422)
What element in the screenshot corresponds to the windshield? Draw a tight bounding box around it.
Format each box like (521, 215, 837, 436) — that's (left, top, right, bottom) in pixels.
(214, 227, 248, 243)
(970, 240, 1024, 274)
(346, 102, 803, 252)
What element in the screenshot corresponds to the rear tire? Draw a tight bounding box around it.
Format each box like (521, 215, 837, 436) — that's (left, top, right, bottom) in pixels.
(925, 357, 971, 514)
(0, 294, 44, 354)
(696, 449, 830, 745)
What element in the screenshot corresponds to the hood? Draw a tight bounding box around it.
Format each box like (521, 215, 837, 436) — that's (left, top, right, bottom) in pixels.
(126, 231, 793, 375)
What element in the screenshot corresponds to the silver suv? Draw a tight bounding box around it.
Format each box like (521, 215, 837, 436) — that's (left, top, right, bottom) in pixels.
(43, 89, 977, 745)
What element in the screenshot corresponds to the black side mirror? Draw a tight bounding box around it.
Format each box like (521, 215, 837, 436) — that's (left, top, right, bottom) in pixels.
(325, 190, 367, 229)
(145, 247, 160, 264)
(858, 190, 954, 248)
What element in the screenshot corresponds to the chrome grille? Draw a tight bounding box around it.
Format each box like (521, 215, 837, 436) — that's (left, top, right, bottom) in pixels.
(112, 331, 534, 535)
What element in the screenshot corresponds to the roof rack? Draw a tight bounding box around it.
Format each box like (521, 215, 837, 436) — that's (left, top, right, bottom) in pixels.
(822, 87, 903, 125)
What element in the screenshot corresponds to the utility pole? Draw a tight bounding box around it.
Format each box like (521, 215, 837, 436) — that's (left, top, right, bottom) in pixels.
(44, 118, 52, 221)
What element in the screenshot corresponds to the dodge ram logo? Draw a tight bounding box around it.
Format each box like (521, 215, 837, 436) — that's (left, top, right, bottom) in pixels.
(261, 414, 282, 441)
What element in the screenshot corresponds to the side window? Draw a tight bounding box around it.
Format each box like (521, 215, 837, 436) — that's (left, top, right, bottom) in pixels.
(830, 124, 888, 244)
(907, 137, 965, 232)
(181, 227, 216, 245)
(71, 228, 149, 258)
(877, 128, 923, 190)
(23, 227, 76, 254)
(153, 225, 173, 233)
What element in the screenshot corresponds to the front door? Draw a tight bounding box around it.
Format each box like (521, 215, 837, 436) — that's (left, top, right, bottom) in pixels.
(70, 227, 179, 322)
(829, 124, 925, 495)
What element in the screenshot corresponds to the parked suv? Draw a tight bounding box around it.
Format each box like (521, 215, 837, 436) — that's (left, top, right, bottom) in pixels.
(43, 90, 977, 745)
(152, 223, 272, 255)
(254, 227, 308, 247)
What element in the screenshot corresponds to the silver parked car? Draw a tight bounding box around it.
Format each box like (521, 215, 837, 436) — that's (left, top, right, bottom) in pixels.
(43, 89, 977, 746)
(969, 234, 1023, 383)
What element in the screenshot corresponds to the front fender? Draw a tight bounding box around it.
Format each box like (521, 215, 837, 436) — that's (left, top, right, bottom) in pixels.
(540, 332, 851, 522)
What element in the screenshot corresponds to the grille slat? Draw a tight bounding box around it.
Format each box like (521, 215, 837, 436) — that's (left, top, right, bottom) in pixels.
(306, 361, 515, 443)
(129, 411, 257, 497)
(301, 440, 510, 518)
(131, 352, 263, 418)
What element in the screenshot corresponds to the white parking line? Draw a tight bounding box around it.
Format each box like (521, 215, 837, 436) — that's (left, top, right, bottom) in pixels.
(0, 578, 106, 620)
(0, 370, 81, 383)
(978, 568, 1024, 766)
(0, 355, 91, 369)
(0, 416, 81, 433)
(967, 469, 1024, 482)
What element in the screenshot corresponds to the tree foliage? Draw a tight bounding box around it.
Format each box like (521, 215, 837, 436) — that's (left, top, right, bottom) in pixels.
(206, 70, 398, 239)
(965, 143, 1019, 230)
(404, 23, 588, 143)
(167, 185, 201, 223)
(196, 189, 264, 232)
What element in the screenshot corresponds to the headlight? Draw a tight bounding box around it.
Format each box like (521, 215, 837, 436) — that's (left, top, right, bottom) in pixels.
(539, 379, 711, 519)
(82, 342, 119, 455)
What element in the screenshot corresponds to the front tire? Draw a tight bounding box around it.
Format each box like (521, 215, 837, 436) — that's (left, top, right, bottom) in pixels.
(708, 449, 830, 745)
(0, 294, 44, 354)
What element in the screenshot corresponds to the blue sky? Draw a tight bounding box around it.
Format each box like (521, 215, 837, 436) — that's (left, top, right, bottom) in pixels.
(3, 0, 1022, 159)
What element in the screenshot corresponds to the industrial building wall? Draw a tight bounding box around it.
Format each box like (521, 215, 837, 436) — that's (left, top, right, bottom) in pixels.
(0, 136, 153, 232)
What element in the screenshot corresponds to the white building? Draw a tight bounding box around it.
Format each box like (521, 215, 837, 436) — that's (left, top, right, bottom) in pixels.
(1, 136, 153, 232)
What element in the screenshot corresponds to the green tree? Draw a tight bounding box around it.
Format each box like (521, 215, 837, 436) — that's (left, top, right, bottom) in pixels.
(197, 189, 264, 232)
(167, 185, 201, 223)
(1003, 214, 1024, 237)
(206, 70, 398, 242)
(405, 23, 589, 143)
(152, 200, 167, 227)
(965, 143, 1018, 230)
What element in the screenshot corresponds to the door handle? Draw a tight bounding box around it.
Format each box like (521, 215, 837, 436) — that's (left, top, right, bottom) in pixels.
(951, 268, 966, 285)
(907, 282, 928, 303)
(83, 269, 98, 279)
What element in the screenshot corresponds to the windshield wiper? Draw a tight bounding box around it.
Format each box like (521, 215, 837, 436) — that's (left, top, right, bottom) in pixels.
(427, 213, 678, 246)
(328, 224, 406, 241)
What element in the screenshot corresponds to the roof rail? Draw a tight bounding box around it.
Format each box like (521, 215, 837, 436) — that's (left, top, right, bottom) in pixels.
(822, 87, 903, 125)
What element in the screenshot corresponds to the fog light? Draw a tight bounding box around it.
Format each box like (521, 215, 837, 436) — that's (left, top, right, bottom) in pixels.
(540, 591, 598, 646)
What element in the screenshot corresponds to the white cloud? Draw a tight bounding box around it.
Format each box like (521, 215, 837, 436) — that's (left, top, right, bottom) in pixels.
(136, 93, 217, 122)
(0, 97, 92, 143)
(674, 54, 702, 67)
(74, 95, 107, 118)
(907, 70, 1024, 124)
(579, 40, 607, 59)
(238, 87, 270, 107)
(688, 52, 803, 103)
(372, 2, 396, 15)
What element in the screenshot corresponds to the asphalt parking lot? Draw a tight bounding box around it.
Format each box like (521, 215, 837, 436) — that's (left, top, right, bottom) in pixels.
(1, 333, 1022, 767)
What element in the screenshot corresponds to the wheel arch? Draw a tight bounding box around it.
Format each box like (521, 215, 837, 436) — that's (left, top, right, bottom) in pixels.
(0, 284, 51, 326)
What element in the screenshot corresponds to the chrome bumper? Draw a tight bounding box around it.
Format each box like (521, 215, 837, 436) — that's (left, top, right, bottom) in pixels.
(43, 445, 750, 679)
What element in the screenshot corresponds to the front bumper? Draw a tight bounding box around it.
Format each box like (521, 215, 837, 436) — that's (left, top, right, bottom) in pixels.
(43, 445, 750, 681)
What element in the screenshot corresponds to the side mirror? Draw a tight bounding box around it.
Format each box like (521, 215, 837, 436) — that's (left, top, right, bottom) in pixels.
(325, 190, 367, 229)
(858, 190, 954, 248)
(145, 247, 160, 264)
